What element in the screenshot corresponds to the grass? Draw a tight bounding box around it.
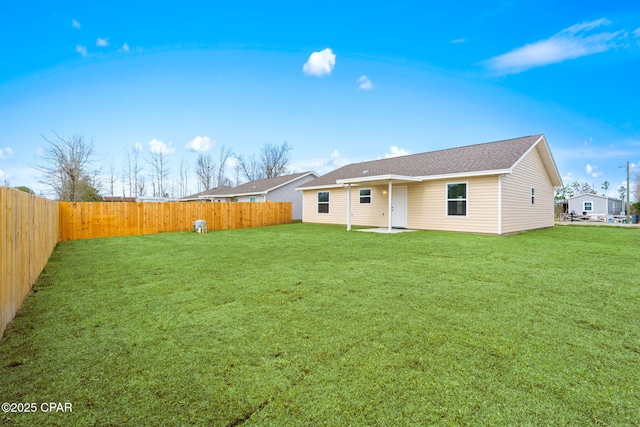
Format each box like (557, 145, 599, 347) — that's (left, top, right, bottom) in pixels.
(1, 223, 639, 426)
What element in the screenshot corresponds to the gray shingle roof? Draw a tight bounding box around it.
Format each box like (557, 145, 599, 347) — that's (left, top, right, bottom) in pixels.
(298, 135, 545, 188)
(208, 172, 316, 197)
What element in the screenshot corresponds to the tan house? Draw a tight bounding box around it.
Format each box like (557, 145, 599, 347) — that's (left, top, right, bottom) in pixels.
(296, 135, 563, 235)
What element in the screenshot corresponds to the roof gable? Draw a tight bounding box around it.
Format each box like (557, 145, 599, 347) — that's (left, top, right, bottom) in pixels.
(299, 135, 562, 188)
(206, 172, 317, 197)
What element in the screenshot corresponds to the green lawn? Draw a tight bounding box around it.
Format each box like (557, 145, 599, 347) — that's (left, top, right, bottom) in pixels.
(1, 224, 639, 426)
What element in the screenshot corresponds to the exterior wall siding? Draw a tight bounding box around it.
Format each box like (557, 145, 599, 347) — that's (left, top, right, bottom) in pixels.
(302, 188, 349, 225)
(407, 177, 499, 234)
(501, 146, 555, 234)
(267, 174, 317, 220)
(347, 185, 389, 227)
(302, 177, 500, 233)
(567, 194, 619, 216)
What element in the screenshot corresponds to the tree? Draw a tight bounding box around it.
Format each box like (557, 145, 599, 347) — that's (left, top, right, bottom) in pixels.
(236, 142, 292, 183)
(146, 150, 170, 197)
(237, 153, 263, 182)
(123, 146, 142, 198)
(618, 185, 627, 206)
(195, 153, 215, 191)
(601, 181, 610, 196)
(35, 133, 102, 201)
(216, 144, 233, 187)
(178, 157, 189, 198)
(260, 142, 292, 178)
(107, 157, 116, 198)
(14, 186, 35, 194)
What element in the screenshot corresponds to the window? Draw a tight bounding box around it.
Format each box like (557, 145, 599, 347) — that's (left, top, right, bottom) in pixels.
(531, 188, 535, 205)
(359, 188, 371, 204)
(584, 201, 593, 212)
(447, 183, 467, 216)
(318, 191, 329, 214)
(250, 197, 256, 202)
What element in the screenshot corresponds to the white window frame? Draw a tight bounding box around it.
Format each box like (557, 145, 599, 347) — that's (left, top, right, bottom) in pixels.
(446, 182, 468, 217)
(359, 188, 372, 205)
(583, 201, 593, 212)
(318, 191, 330, 214)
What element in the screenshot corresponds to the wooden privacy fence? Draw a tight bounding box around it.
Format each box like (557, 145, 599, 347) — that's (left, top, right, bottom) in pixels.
(59, 201, 292, 241)
(1, 187, 59, 337)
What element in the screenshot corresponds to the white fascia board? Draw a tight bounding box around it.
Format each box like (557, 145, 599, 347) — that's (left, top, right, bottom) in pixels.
(295, 184, 343, 191)
(337, 175, 423, 185)
(511, 135, 563, 188)
(418, 169, 511, 182)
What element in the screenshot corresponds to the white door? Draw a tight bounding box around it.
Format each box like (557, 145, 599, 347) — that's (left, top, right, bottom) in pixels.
(392, 186, 408, 228)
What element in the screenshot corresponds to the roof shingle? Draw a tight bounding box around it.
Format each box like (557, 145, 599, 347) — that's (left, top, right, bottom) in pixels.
(298, 135, 544, 188)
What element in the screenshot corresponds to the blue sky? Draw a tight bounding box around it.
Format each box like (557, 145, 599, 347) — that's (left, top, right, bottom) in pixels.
(1, 1, 639, 198)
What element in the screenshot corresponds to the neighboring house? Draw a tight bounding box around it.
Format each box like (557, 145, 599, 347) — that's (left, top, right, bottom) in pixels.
(568, 194, 623, 216)
(181, 172, 318, 220)
(179, 186, 233, 202)
(103, 196, 136, 202)
(296, 135, 563, 235)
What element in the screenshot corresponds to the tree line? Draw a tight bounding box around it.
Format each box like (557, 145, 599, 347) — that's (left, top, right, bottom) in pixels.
(32, 133, 293, 201)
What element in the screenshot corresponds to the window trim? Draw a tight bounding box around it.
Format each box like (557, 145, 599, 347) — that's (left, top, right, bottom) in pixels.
(359, 188, 372, 205)
(583, 201, 593, 212)
(317, 191, 330, 214)
(446, 182, 468, 217)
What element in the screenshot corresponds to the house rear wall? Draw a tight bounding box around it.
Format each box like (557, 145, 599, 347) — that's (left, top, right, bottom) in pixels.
(302, 176, 501, 233)
(501, 145, 555, 233)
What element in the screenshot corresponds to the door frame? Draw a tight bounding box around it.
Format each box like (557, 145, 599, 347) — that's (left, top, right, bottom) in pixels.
(391, 185, 408, 228)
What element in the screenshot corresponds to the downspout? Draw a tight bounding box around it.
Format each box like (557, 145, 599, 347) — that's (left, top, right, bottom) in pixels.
(388, 181, 393, 232)
(347, 184, 352, 231)
(498, 175, 503, 235)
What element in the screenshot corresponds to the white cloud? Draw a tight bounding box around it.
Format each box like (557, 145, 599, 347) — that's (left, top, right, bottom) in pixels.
(122, 43, 130, 52)
(302, 48, 336, 77)
(185, 136, 213, 152)
(451, 38, 466, 44)
(357, 75, 373, 90)
(71, 19, 81, 29)
(76, 45, 87, 57)
(633, 28, 640, 38)
(134, 141, 144, 153)
(96, 38, 110, 47)
(148, 139, 175, 155)
(292, 149, 350, 176)
(385, 146, 410, 158)
(586, 163, 602, 178)
(0, 147, 14, 159)
(484, 18, 626, 74)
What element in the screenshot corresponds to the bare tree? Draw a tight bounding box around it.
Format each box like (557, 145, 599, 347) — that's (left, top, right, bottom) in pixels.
(35, 133, 102, 201)
(216, 144, 233, 187)
(137, 174, 146, 197)
(107, 157, 116, 197)
(237, 153, 263, 182)
(178, 157, 189, 197)
(260, 142, 292, 178)
(123, 146, 141, 197)
(146, 150, 170, 197)
(195, 153, 215, 191)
